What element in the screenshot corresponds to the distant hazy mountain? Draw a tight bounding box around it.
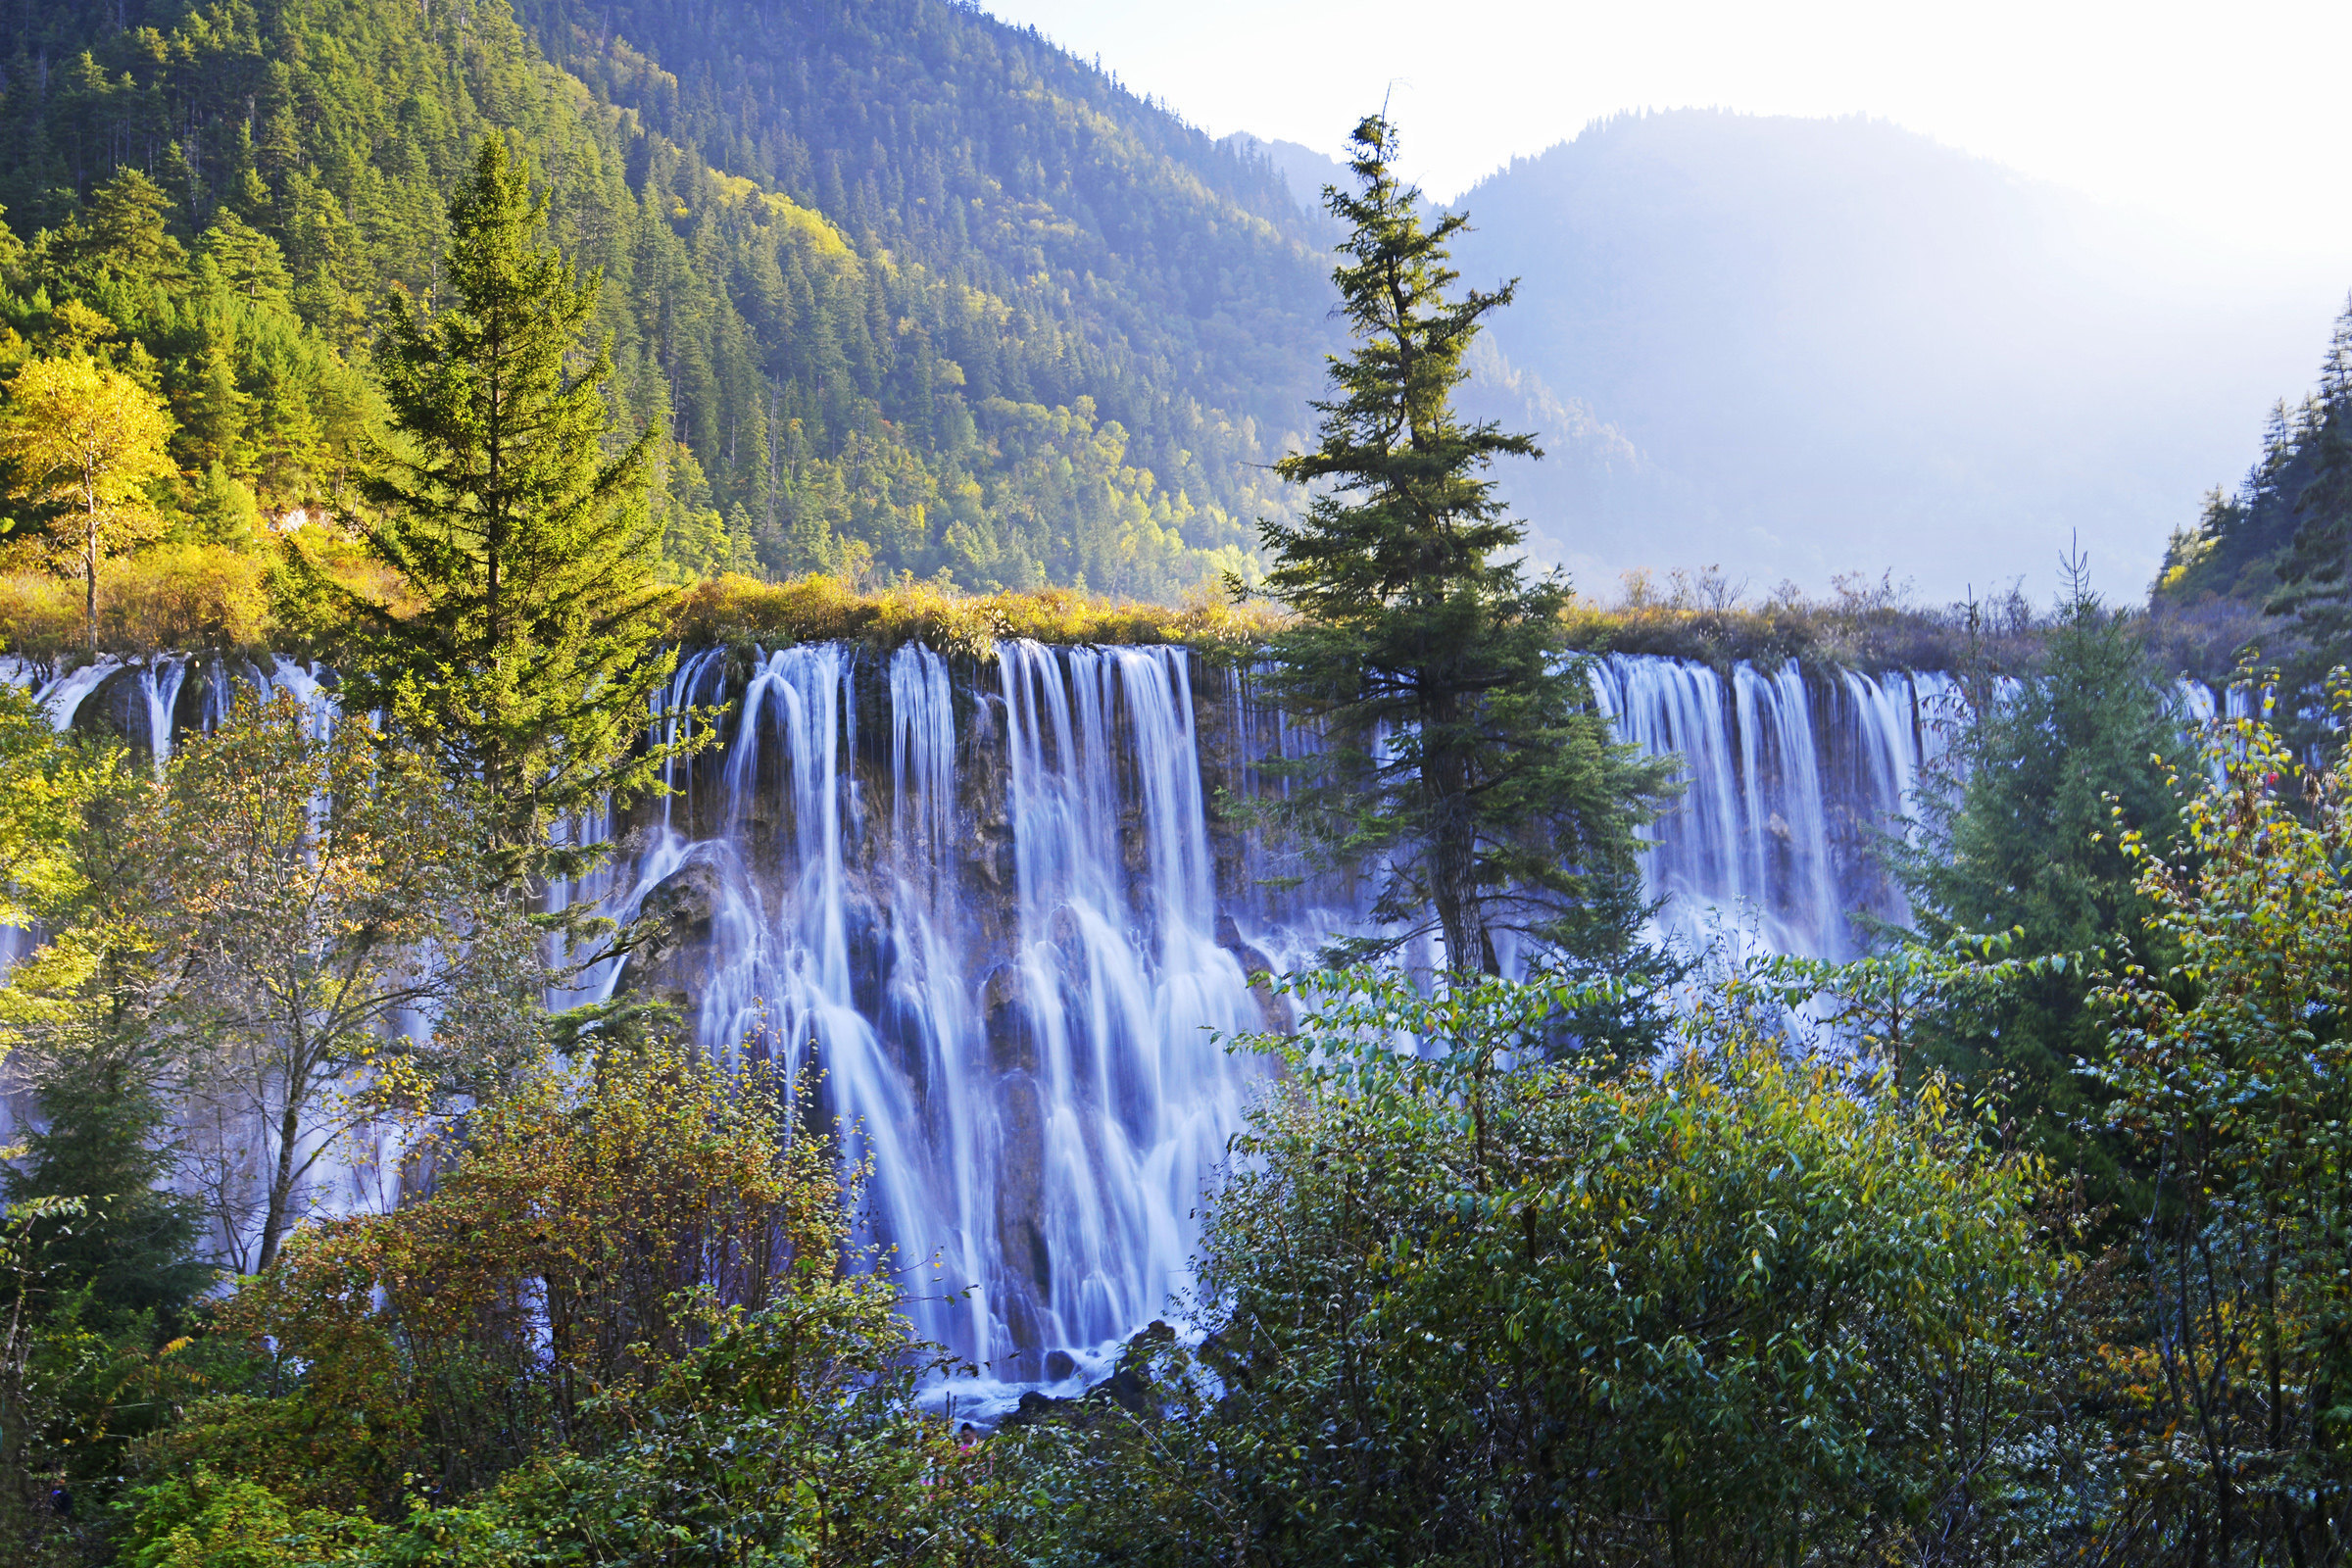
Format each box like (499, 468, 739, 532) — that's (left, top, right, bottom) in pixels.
(1266, 110, 2345, 602)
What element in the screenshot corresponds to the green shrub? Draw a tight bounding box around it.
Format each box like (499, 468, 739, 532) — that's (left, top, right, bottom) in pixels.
(119, 1470, 380, 1568)
(1009, 969, 2071, 1565)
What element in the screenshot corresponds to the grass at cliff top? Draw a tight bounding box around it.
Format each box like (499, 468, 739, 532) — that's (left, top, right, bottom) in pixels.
(0, 551, 1288, 663)
(683, 571, 2079, 674)
(1, 541, 2107, 675)
(670, 572, 1283, 659)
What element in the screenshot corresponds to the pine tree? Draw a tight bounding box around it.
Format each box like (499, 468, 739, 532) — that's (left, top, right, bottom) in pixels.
(40, 168, 187, 293)
(197, 211, 292, 311)
(1251, 116, 1671, 980)
(311, 136, 683, 894)
(2, 1035, 209, 1329)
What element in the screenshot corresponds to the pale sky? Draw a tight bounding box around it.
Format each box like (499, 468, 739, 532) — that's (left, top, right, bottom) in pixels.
(983, 0, 2352, 268)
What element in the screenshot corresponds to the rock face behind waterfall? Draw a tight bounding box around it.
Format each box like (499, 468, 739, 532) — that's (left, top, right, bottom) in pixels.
(10, 644, 1958, 1396)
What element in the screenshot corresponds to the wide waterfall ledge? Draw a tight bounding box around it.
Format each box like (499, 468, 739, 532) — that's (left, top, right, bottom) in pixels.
(6, 644, 2001, 1418)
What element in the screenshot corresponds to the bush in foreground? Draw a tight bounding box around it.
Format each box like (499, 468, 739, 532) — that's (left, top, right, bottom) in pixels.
(1011, 969, 2076, 1566)
(117, 1039, 985, 1565)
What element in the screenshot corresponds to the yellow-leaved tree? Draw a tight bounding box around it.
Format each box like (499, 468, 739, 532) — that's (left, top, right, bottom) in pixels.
(0, 356, 175, 651)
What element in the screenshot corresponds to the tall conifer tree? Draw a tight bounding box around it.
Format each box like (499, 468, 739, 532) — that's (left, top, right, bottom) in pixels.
(1891, 560, 2180, 1208)
(1253, 116, 1671, 978)
(312, 137, 682, 895)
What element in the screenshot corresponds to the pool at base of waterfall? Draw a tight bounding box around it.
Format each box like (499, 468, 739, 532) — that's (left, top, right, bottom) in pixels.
(923, 1335, 1134, 1428)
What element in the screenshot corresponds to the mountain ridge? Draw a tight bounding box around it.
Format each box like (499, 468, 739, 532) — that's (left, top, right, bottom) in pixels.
(1244, 107, 2343, 602)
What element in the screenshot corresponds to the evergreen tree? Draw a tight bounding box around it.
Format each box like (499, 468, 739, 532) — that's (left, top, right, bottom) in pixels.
(1893, 560, 2182, 1206)
(2, 1033, 209, 1329)
(312, 137, 680, 892)
(197, 212, 292, 311)
(39, 169, 187, 294)
(1252, 116, 1670, 979)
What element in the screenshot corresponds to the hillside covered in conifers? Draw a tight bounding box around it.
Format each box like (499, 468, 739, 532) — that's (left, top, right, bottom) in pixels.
(0, 0, 1337, 612)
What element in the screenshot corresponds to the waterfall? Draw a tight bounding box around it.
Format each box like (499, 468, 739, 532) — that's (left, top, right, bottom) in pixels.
(1589, 658, 1954, 957)
(992, 643, 1257, 1379)
(12, 644, 1982, 1404)
(591, 644, 1958, 1398)
(569, 640, 1264, 1393)
(36, 662, 116, 731)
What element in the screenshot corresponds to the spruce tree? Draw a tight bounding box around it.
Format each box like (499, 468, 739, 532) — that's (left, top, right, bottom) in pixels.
(312, 136, 682, 893)
(1252, 116, 1671, 979)
(1892, 560, 2181, 1209)
(43, 168, 186, 293)
(2, 1035, 209, 1329)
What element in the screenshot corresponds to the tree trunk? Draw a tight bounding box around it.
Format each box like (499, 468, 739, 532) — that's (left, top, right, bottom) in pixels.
(1423, 687, 1492, 974)
(84, 500, 98, 653)
(257, 1080, 306, 1271)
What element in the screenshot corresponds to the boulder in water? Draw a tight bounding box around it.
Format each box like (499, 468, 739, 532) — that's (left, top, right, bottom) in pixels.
(1216, 912, 1291, 1033)
(73, 664, 171, 751)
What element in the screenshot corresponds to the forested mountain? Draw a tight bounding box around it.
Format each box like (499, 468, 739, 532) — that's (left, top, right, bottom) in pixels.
(2155, 306, 2352, 608)
(2146, 301, 2352, 700)
(0, 0, 1337, 598)
(13, 2, 2331, 615)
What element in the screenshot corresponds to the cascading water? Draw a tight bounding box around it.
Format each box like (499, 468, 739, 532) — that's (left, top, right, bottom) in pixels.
(990, 643, 1258, 1379)
(1590, 658, 1956, 957)
(590, 641, 1263, 1395)
(16, 643, 1981, 1402)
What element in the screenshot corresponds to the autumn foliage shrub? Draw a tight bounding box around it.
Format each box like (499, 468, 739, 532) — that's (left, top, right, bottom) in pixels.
(98, 545, 271, 651)
(142, 1042, 847, 1518)
(124, 1038, 998, 1565)
(0, 546, 270, 660)
(0, 571, 78, 660)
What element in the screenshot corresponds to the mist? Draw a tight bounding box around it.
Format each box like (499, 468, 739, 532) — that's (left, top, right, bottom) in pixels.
(1259, 110, 2342, 604)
